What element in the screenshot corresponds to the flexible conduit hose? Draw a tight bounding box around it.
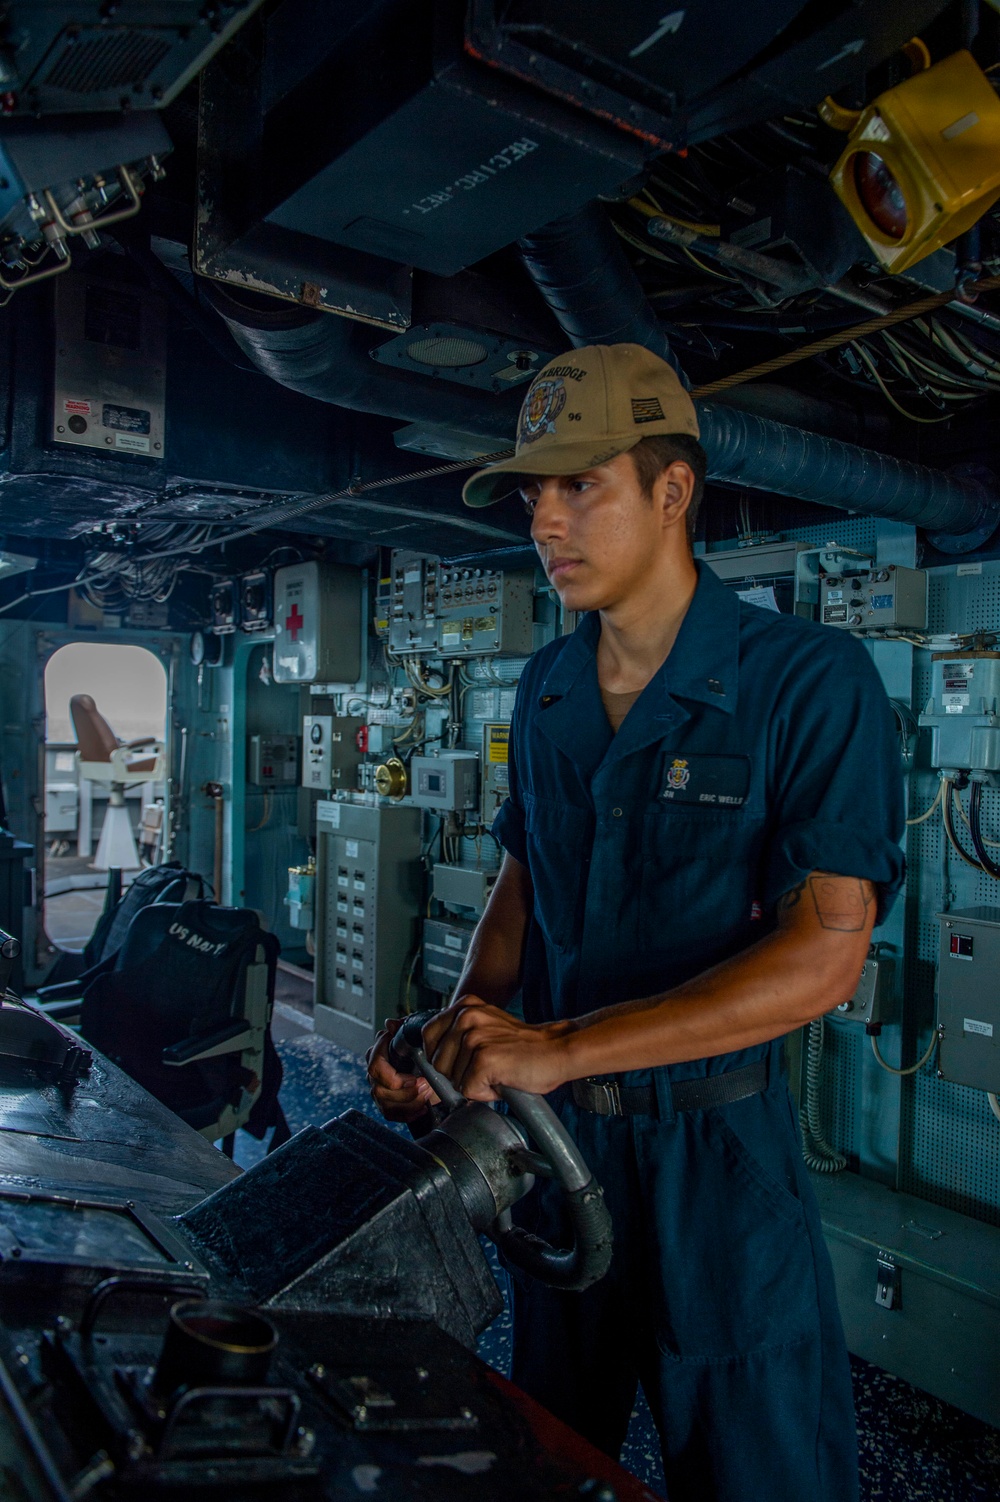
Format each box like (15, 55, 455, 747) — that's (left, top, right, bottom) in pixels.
(518, 202, 689, 385)
(203, 204, 1000, 550)
(800, 1017, 847, 1174)
(516, 203, 1000, 548)
(694, 403, 998, 541)
(968, 780, 1000, 877)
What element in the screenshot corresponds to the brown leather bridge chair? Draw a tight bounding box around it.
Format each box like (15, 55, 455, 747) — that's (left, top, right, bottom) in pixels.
(69, 694, 165, 870)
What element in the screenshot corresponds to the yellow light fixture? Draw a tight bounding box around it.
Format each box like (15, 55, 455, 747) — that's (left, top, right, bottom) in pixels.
(829, 49, 1000, 274)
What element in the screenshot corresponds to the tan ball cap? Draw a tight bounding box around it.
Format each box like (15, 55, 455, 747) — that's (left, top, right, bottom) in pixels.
(462, 342, 699, 508)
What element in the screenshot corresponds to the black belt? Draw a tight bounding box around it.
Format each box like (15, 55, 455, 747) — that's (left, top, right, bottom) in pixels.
(571, 1059, 768, 1117)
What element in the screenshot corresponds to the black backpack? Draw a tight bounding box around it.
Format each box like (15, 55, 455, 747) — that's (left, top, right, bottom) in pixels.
(38, 862, 206, 999)
(79, 899, 281, 1139)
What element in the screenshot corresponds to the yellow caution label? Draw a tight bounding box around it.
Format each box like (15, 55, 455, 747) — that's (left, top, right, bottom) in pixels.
(487, 724, 509, 764)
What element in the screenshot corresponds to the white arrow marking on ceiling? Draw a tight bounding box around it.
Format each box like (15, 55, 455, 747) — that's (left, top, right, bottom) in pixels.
(629, 10, 686, 60)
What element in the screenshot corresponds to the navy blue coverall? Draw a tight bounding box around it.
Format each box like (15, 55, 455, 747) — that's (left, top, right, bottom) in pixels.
(492, 561, 905, 1502)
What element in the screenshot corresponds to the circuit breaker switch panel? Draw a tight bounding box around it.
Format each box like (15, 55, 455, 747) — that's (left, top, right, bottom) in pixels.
(920, 652, 1000, 781)
(936, 908, 1000, 1093)
(820, 566, 926, 630)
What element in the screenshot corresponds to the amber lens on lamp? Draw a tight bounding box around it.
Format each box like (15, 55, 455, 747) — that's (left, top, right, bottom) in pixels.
(852, 152, 908, 239)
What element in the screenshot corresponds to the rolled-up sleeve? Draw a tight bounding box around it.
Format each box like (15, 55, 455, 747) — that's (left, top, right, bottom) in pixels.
(491, 678, 528, 866)
(761, 636, 906, 924)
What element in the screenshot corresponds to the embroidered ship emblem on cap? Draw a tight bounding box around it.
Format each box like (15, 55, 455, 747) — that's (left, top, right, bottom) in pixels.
(519, 378, 567, 444)
(666, 757, 690, 790)
(632, 395, 665, 423)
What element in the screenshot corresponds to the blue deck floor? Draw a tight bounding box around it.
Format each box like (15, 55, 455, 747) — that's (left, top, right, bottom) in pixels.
(237, 993, 1000, 1501)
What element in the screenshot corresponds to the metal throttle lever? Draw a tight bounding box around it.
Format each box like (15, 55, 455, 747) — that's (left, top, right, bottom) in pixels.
(0, 928, 21, 997)
(387, 1008, 613, 1293)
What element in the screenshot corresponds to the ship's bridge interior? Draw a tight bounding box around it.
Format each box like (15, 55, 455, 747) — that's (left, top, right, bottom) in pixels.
(0, 4, 1000, 1500)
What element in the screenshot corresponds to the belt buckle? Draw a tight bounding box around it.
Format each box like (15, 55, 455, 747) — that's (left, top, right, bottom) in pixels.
(591, 1078, 622, 1116)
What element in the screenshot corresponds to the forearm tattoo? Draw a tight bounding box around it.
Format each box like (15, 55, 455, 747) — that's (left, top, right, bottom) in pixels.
(778, 873, 875, 931)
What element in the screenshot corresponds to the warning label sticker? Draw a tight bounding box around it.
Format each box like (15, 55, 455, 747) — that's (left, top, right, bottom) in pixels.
(63, 399, 91, 415)
(487, 725, 509, 764)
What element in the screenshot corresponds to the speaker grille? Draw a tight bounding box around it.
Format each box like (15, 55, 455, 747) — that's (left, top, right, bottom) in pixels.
(43, 28, 171, 96)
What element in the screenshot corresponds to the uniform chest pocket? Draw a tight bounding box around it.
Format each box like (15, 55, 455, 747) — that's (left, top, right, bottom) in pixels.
(640, 803, 766, 949)
(524, 793, 593, 952)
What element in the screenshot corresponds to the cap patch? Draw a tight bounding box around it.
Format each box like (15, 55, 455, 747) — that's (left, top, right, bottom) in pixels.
(632, 395, 665, 424)
(519, 378, 567, 445)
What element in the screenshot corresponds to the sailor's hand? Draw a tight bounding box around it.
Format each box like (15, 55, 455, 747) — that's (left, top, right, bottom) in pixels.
(365, 1018, 440, 1123)
(422, 997, 573, 1102)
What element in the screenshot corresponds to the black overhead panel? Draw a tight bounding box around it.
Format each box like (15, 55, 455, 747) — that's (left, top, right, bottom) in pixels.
(196, 0, 649, 298)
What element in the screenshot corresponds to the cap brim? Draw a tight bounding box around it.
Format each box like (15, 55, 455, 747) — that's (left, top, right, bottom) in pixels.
(462, 437, 641, 508)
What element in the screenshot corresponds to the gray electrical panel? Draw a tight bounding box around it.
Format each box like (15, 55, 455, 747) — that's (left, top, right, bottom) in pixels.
(247, 733, 299, 787)
(314, 801, 422, 1053)
(388, 550, 534, 657)
(410, 753, 478, 811)
(481, 722, 510, 824)
(920, 653, 1000, 780)
(423, 917, 475, 993)
(820, 565, 927, 630)
(936, 908, 1000, 1093)
(432, 862, 498, 916)
(302, 715, 364, 791)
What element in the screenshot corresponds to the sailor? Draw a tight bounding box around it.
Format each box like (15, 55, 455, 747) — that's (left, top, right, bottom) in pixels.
(368, 343, 904, 1502)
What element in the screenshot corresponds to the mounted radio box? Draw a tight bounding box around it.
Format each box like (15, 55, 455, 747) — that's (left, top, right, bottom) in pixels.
(273, 562, 361, 684)
(820, 566, 927, 631)
(52, 275, 166, 460)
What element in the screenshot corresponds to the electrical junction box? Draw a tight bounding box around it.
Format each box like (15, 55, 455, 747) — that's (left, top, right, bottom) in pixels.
(436, 566, 534, 658)
(389, 552, 441, 654)
(919, 653, 1000, 780)
(52, 276, 166, 460)
(828, 949, 888, 1026)
(481, 722, 510, 825)
(273, 561, 361, 684)
(820, 566, 926, 631)
(302, 715, 364, 792)
(410, 753, 478, 812)
(388, 551, 535, 657)
(936, 908, 1000, 1093)
(248, 733, 299, 788)
(423, 917, 475, 994)
(432, 862, 498, 916)
(314, 801, 422, 1053)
